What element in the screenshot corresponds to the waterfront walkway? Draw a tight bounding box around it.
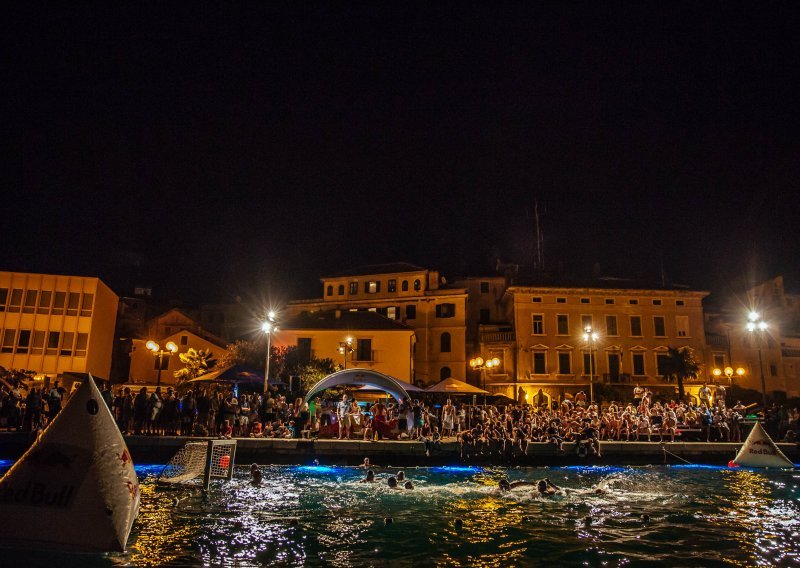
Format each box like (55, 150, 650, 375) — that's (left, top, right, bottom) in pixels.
(1, 432, 797, 466)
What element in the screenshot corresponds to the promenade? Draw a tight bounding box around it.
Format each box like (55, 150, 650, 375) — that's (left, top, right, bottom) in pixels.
(1, 432, 797, 466)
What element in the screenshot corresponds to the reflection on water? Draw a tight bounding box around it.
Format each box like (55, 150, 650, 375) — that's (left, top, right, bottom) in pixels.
(0, 462, 797, 566)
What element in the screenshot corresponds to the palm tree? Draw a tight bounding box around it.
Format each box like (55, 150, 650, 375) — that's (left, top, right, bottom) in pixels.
(663, 347, 701, 402)
(173, 348, 216, 385)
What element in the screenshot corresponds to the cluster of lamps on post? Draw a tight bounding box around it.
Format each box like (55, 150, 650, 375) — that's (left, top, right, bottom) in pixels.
(338, 337, 354, 369)
(146, 340, 178, 387)
(470, 356, 500, 404)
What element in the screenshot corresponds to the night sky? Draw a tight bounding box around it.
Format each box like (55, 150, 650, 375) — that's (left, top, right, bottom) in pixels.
(3, 2, 799, 305)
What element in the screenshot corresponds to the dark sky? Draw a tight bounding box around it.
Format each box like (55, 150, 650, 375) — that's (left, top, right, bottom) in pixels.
(3, 2, 799, 304)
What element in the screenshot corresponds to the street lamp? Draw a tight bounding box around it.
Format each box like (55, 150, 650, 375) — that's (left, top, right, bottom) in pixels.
(338, 337, 354, 369)
(470, 356, 500, 405)
(745, 311, 769, 410)
(712, 366, 746, 385)
(146, 340, 178, 387)
(262, 310, 279, 395)
(583, 326, 599, 403)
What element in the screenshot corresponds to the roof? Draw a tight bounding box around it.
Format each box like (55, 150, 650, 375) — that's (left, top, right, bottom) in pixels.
(507, 275, 708, 294)
(282, 310, 413, 331)
(322, 263, 427, 279)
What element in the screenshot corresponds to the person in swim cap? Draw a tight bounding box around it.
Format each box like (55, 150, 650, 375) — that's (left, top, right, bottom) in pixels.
(396, 471, 405, 482)
(250, 463, 263, 485)
(498, 477, 538, 491)
(387, 476, 400, 489)
(537, 478, 561, 496)
(360, 469, 375, 483)
(404, 481, 414, 490)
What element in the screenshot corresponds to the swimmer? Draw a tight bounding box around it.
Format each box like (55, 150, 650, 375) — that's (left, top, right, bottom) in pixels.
(404, 481, 414, 490)
(537, 478, 562, 495)
(361, 457, 371, 468)
(360, 469, 376, 483)
(396, 471, 405, 482)
(387, 476, 400, 489)
(250, 463, 263, 485)
(498, 477, 539, 492)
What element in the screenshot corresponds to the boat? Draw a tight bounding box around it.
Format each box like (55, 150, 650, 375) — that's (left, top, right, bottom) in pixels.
(0, 375, 140, 552)
(733, 421, 794, 468)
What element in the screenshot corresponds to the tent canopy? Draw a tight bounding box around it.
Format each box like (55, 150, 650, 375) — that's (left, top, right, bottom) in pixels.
(425, 377, 488, 394)
(305, 368, 412, 404)
(358, 379, 425, 393)
(187, 364, 285, 386)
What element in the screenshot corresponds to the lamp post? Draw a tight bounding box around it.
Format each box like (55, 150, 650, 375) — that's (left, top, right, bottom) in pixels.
(583, 326, 599, 403)
(745, 311, 769, 410)
(712, 366, 746, 386)
(146, 340, 178, 387)
(338, 337, 354, 369)
(262, 310, 278, 396)
(470, 356, 500, 405)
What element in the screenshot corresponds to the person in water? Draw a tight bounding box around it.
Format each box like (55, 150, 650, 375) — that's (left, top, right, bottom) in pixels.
(360, 469, 375, 483)
(387, 476, 401, 489)
(361, 457, 371, 468)
(404, 481, 414, 490)
(498, 477, 561, 495)
(396, 471, 405, 482)
(250, 463, 263, 485)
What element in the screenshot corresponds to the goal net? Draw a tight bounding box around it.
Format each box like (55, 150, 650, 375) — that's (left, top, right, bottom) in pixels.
(157, 440, 237, 489)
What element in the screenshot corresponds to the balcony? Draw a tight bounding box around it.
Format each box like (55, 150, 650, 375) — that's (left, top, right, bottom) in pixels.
(705, 333, 729, 348)
(480, 331, 515, 343)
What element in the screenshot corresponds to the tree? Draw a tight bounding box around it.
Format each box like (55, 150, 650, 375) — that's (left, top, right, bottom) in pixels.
(218, 340, 266, 369)
(298, 358, 337, 393)
(173, 348, 216, 385)
(663, 346, 701, 402)
(0, 367, 35, 387)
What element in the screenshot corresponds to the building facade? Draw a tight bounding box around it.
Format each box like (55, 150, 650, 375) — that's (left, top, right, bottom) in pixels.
(285, 263, 467, 386)
(0, 271, 119, 385)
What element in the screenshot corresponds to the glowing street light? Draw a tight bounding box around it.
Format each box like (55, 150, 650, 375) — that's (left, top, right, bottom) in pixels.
(147, 340, 178, 387)
(713, 366, 746, 385)
(470, 356, 500, 405)
(338, 337, 354, 369)
(262, 311, 279, 395)
(583, 326, 599, 403)
(745, 311, 769, 409)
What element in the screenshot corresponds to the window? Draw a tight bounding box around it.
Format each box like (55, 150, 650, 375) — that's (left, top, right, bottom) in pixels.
(629, 298, 638, 305)
(38, 290, 52, 314)
(440, 332, 451, 353)
(770, 364, 778, 377)
(632, 353, 645, 375)
(532, 314, 544, 335)
(605, 298, 614, 305)
(558, 352, 571, 374)
(581, 315, 592, 330)
(402, 280, 409, 292)
(532, 296, 542, 303)
(656, 354, 669, 376)
(435, 303, 455, 318)
(60, 332, 74, 356)
(580, 298, 590, 304)
(480, 281, 490, 294)
(405, 305, 417, 319)
(583, 352, 596, 375)
(0, 288, 7, 311)
(338, 285, 344, 295)
(349, 282, 358, 294)
(652, 299, 662, 306)
(326, 285, 333, 296)
(180, 335, 188, 345)
(52, 292, 66, 314)
(2, 329, 16, 353)
(630, 316, 642, 336)
(440, 366, 452, 380)
(386, 306, 398, 320)
(676, 316, 689, 337)
(31, 331, 45, 355)
(557, 314, 569, 335)
(23, 290, 37, 314)
(78, 292, 93, 316)
(8, 289, 23, 313)
(606, 315, 618, 336)
(413, 279, 421, 291)
(366, 281, 380, 294)
(66, 292, 80, 316)
(479, 309, 490, 323)
(713, 354, 725, 369)
(676, 300, 685, 306)
(297, 338, 311, 361)
(533, 352, 547, 374)
(356, 338, 372, 361)
(653, 316, 666, 337)
(16, 329, 31, 353)
(74, 333, 88, 357)
(388, 279, 397, 293)
(46, 331, 60, 355)
(556, 297, 566, 304)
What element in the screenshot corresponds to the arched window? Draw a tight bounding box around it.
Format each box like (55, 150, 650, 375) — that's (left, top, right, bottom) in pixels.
(326, 285, 333, 296)
(413, 279, 421, 291)
(440, 366, 451, 380)
(401, 280, 409, 291)
(338, 285, 344, 295)
(440, 332, 451, 353)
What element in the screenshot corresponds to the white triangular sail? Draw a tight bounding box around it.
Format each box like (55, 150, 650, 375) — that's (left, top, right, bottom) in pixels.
(0, 375, 140, 552)
(733, 421, 794, 468)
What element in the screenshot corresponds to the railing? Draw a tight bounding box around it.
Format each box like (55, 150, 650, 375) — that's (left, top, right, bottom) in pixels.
(480, 331, 515, 343)
(705, 333, 729, 348)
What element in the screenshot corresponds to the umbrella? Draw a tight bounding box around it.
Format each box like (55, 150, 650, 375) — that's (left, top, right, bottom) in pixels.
(187, 365, 286, 386)
(425, 377, 488, 394)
